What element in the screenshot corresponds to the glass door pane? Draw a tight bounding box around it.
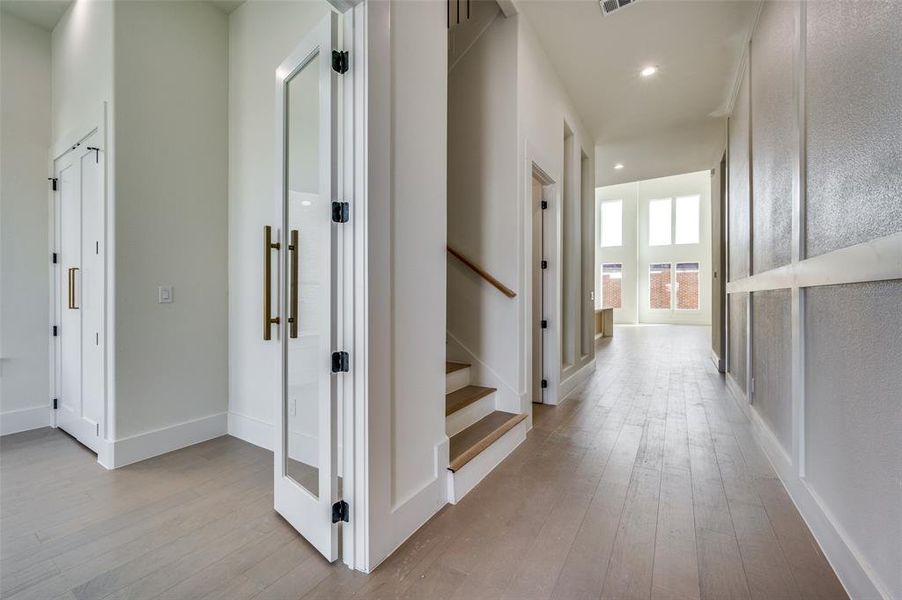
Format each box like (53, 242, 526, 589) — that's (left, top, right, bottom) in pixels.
(284, 49, 324, 498)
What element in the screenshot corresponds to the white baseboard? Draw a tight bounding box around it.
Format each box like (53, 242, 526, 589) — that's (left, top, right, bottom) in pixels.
(109, 412, 227, 468)
(228, 411, 273, 451)
(0, 406, 52, 436)
(559, 359, 596, 405)
(366, 438, 450, 573)
(711, 350, 725, 372)
(724, 377, 886, 599)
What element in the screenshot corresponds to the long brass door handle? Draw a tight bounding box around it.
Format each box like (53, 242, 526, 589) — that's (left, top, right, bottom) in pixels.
(263, 225, 280, 340)
(68, 267, 80, 310)
(289, 229, 299, 339)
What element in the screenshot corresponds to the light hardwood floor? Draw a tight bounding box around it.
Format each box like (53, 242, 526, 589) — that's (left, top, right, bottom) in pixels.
(0, 325, 846, 599)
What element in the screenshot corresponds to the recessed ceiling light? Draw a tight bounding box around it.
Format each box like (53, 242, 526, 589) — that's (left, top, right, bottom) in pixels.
(614, 163, 624, 170)
(640, 65, 658, 78)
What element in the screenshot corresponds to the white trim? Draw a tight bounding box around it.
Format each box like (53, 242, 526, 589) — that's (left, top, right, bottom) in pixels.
(710, 349, 725, 373)
(558, 358, 595, 404)
(724, 378, 887, 600)
(107, 413, 228, 469)
(227, 411, 272, 450)
(496, 0, 518, 18)
(727, 232, 902, 294)
(365, 439, 449, 574)
(0, 407, 53, 436)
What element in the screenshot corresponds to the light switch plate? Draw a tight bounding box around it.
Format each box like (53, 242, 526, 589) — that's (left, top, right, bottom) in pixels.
(158, 286, 173, 304)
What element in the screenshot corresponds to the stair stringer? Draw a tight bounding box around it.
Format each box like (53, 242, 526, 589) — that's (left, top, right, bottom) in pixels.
(446, 330, 526, 415)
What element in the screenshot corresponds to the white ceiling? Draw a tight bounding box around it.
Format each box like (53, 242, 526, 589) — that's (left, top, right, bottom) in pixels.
(0, 0, 71, 30)
(516, 0, 760, 185)
(0, 0, 245, 31)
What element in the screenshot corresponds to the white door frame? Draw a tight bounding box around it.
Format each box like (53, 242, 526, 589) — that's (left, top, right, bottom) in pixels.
(48, 104, 112, 466)
(523, 141, 562, 407)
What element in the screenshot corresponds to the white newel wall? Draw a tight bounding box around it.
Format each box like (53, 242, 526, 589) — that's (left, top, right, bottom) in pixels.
(364, 0, 449, 572)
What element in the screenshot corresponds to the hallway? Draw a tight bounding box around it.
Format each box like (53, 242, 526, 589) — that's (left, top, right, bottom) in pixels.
(0, 325, 846, 599)
(386, 324, 845, 599)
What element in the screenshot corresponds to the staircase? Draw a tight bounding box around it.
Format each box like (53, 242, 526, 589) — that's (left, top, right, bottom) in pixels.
(445, 361, 528, 503)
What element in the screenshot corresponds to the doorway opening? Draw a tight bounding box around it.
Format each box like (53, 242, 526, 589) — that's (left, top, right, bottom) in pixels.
(531, 165, 554, 404)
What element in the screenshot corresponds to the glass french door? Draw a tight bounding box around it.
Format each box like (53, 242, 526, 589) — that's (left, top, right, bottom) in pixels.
(270, 12, 340, 562)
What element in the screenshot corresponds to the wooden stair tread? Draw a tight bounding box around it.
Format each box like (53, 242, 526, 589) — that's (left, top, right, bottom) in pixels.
(446, 361, 470, 374)
(446, 385, 494, 416)
(448, 411, 527, 472)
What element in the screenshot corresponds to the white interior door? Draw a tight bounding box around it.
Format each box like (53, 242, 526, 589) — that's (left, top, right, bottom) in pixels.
(272, 12, 341, 562)
(55, 136, 104, 453)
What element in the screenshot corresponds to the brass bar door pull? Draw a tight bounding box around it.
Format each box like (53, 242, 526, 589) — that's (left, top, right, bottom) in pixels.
(263, 225, 280, 340)
(68, 267, 80, 310)
(289, 230, 299, 339)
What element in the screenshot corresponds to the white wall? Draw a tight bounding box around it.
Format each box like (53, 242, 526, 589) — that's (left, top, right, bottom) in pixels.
(517, 15, 595, 402)
(365, 0, 448, 571)
(226, 0, 332, 448)
(51, 0, 112, 143)
(112, 1, 228, 441)
(446, 10, 519, 407)
(0, 13, 52, 434)
(447, 9, 595, 411)
(597, 171, 712, 326)
(595, 183, 638, 324)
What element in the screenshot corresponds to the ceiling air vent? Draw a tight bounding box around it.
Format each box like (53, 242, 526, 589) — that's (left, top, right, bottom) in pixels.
(600, 0, 639, 17)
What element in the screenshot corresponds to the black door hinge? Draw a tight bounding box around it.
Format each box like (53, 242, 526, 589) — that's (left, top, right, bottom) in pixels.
(331, 351, 349, 373)
(332, 500, 350, 523)
(52, 325, 58, 337)
(86, 146, 100, 163)
(52, 252, 58, 264)
(541, 260, 547, 269)
(540, 200, 548, 210)
(331, 50, 349, 74)
(48, 178, 58, 191)
(52, 398, 58, 409)
(541, 379, 548, 389)
(540, 320, 548, 329)
(331, 201, 349, 223)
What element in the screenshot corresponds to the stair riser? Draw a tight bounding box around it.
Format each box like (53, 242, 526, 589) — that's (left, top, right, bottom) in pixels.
(445, 367, 471, 394)
(446, 392, 496, 437)
(446, 418, 528, 504)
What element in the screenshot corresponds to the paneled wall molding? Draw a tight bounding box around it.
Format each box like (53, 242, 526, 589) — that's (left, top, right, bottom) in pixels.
(726, 232, 902, 294)
(724, 2, 900, 598)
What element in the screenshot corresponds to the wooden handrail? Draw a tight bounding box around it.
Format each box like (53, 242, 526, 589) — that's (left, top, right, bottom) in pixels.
(447, 246, 516, 298)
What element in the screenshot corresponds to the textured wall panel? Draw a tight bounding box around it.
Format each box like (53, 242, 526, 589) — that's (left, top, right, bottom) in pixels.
(728, 66, 750, 281)
(751, 289, 791, 455)
(806, 280, 902, 597)
(751, 2, 794, 273)
(728, 292, 748, 392)
(806, 1, 902, 257)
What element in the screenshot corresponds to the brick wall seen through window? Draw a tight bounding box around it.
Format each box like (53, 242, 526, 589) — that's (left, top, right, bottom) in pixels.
(649, 263, 672, 309)
(676, 262, 700, 310)
(601, 263, 622, 309)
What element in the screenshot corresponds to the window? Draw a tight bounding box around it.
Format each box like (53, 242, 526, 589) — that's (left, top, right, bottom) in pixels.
(675, 262, 700, 310)
(675, 195, 700, 244)
(648, 198, 672, 246)
(649, 263, 672, 309)
(599, 200, 622, 247)
(601, 263, 622, 309)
